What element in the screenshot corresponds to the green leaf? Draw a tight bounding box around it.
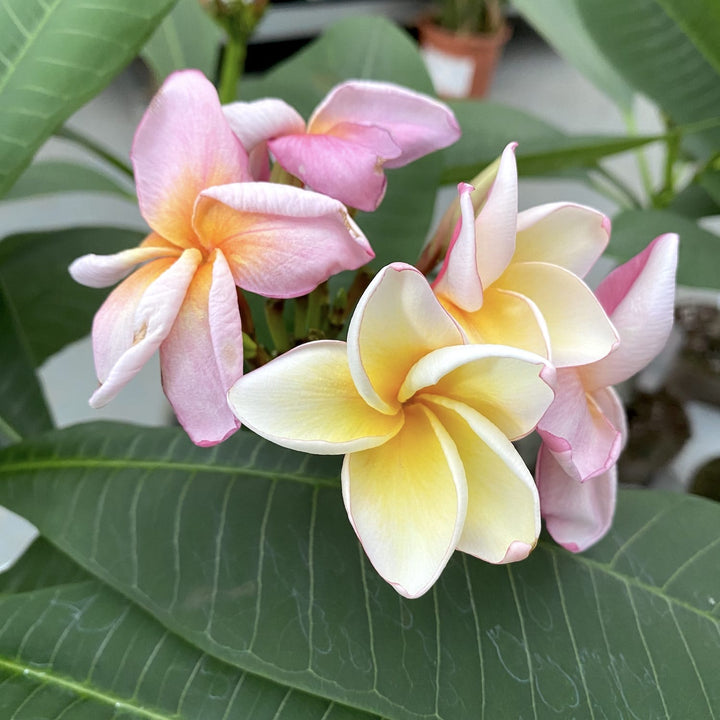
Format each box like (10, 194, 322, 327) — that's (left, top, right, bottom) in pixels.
(512, 0, 635, 112)
(0, 538, 90, 593)
(442, 100, 661, 181)
(0, 579, 379, 719)
(577, 0, 720, 157)
(0, 0, 178, 197)
(609, 208, 720, 289)
(141, 0, 223, 83)
(243, 15, 442, 269)
(3, 160, 135, 201)
(0, 283, 52, 447)
(654, 0, 720, 78)
(1, 422, 718, 719)
(0, 227, 145, 367)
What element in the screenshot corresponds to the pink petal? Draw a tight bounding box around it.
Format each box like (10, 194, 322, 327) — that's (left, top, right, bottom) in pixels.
(515, 203, 610, 278)
(193, 182, 374, 297)
(432, 182, 483, 311)
(132, 70, 249, 248)
(537, 367, 623, 482)
(471, 142, 518, 290)
(69, 245, 180, 288)
(309, 80, 461, 168)
(89, 249, 201, 407)
(581, 234, 679, 390)
(222, 98, 305, 151)
(536, 443, 617, 552)
(223, 99, 306, 182)
(159, 250, 243, 446)
(268, 133, 388, 211)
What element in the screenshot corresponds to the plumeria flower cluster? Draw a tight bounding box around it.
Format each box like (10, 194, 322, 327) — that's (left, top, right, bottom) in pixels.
(72, 71, 678, 598)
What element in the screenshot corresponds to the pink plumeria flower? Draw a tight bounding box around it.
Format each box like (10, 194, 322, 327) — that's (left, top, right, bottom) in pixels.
(70, 70, 373, 447)
(228, 263, 554, 598)
(223, 80, 461, 211)
(433, 143, 619, 368)
(536, 234, 679, 551)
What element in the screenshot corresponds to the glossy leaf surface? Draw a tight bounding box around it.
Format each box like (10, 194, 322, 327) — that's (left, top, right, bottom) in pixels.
(0, 0, 177, 196)
(0, 423, 718, 719)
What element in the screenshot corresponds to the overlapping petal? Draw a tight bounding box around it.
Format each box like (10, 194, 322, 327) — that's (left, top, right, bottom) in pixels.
(69, 245, 180, 288)
(342, 402, 466, 599)
(500, 261, 619, 367)
(308, 80, 461, 168)
(422, 396, 540, 562)
(347, 263, 464, 414)
(581, 233, 679, 390)
(515, 203, 610, 277)
(131, 69, 249, 247)
(159, 250, 243, 446)
(227, 340, 403, 454)
(400, 344, 554, 439)
(440, 288, 550, 357)
(536, 444, 617, 553)
(89, 249, 201, 407)
(223, 98, 305, 153)
(537, 368, 622, 482)
(268, 133, 390, 211)
(193, 182, 374, 297)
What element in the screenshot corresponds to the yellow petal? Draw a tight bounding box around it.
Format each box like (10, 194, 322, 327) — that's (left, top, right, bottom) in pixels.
(348, 263, 464, 414)
(343, 403, 466, 598)
(227, 340, 403, 454)
(422, 395, 540, 563)
(499, 261, 618, 367)
(399, 344, 554, 440)
(440, 287, 550, 358)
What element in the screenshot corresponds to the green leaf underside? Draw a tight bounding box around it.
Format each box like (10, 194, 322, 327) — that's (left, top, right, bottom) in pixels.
(609, 209, 720, 290)
(0, 423, 718, 719)
(3, 160, 135, 201)
(577, 0, 720, 158)
(242, 16, 440, 269)
(442, 100, 662, 182)
(141, 0, 223, 83)
(512, 0, 635, 112)
(0, 277, 53, 447)
(0, 227, 145, 367)
(0, 0, 177, 197)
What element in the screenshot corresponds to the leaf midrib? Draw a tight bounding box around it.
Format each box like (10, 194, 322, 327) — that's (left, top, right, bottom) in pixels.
(0, 636, 176, 720)
(0, 456, 340, 488)
(0, 0, 62, 99)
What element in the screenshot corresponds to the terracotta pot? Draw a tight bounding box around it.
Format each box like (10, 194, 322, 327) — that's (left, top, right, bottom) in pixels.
(417, 17, 511, 98)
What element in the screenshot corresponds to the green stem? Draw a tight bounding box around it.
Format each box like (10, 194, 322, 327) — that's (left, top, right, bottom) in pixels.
(55, 126, 134, 178)
(623, 108, 654, 200)
(592, 166, 643, 209)
(264, 299, 289, 354)
(218, 36, 246, 103)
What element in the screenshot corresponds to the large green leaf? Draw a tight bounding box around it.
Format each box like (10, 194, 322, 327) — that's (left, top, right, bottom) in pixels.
(442, 101, 662, 182)
(242, 16, 442, 268)
(3, 160, 135, 202)
(512, 0, 635, 112)
(0, 227, 145, 366)
(141, 0, 223, 83)
(609, 208, 720, 289)
(1, 422, 718, 718)
(0, 580, 378, 719)
(0, 284, 52, 447)
(0, 0, 178, 196)
(577, 0, 720, 157)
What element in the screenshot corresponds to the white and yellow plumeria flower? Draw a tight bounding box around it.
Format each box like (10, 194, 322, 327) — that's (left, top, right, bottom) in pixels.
(228, 263, 555, 598)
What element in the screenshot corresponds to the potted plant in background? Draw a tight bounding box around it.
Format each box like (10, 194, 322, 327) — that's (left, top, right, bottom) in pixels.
(417, 0, 510, 98)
